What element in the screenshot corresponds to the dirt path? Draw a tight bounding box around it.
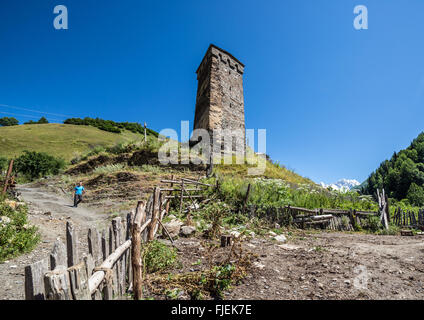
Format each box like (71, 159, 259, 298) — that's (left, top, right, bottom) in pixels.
(0, 183, 110, 300)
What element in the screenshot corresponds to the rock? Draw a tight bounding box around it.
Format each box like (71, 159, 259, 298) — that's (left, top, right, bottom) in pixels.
(249, 231, 255, 238)
(274, 223, 281, 229)
(162, 220, 183, 239)
(253, 262, 265, 270)
(268, 231, 277, 237)
(273, 235, 287, 243)
(180, 226, 196, 237)
(230, 230, 241, 238)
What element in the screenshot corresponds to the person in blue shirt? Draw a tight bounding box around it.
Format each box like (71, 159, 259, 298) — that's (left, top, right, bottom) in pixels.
(73, 181, 85, 208)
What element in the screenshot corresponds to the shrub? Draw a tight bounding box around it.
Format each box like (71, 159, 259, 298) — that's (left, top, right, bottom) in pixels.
(0, 199, 40, 262)
(363, 215, 381, 233)
(24, 117, 49, 125)
(0, 117, 19, 126)
(14, 151, 66, 181)
(142, 241, 178, 274)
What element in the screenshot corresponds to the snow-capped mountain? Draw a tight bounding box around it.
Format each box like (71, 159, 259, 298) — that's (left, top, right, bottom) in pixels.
(320, 179, 361, 192)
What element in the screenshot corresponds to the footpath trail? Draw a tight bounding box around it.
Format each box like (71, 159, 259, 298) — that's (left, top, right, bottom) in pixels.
(0, 183, 110, 300)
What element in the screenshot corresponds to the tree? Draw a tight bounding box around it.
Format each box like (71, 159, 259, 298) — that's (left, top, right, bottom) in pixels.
(38, 117, 49, 124)
(0, 117, 19, 126)
(24, 117, 49, 125)
(14, 151, 65, 180)
(407, 183, 424, 207)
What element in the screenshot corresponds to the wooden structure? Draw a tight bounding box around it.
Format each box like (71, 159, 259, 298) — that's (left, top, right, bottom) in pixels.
(23, 176, 210, 300)
(393, 208, 424, 230)
(24, 188, 169, 300)
(246, 204, 379, 231)
(1, 159, 15, 195)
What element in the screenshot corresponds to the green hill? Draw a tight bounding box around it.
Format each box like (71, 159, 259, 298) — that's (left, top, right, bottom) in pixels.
(0, 122, 316, 187)
(363, 132, 424, 206)
(0, 123, 145, 161)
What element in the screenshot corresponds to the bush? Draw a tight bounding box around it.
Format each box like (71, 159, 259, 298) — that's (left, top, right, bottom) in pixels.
(142, 240, 178, 274)
(24, 117, 49, 125)
(14, 151, 66, 181)
(0, 117, 19, 126)
(0, 199, 40, 262)
(363, 216, 381, 233)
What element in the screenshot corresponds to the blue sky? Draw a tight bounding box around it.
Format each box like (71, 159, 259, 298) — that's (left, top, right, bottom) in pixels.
(1, 0, 424, 184)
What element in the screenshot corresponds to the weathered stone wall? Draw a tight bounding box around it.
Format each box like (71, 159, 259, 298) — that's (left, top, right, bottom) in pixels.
(193, 45, 246, 154)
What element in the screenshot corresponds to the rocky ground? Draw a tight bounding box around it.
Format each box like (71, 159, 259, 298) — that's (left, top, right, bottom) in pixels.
(143, 230, 424, 300)
(1, 183, 424, 300)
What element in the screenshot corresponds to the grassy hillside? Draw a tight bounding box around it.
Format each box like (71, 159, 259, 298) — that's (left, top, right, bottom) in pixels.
(0, 123, 144, 161)
(0, 123, 316, 188)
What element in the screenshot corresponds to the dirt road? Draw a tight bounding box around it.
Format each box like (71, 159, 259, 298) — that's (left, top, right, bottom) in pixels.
(0, 183, 110, 300)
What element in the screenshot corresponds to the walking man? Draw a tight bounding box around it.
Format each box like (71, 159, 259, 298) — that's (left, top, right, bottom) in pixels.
(73, 181, 85, 208)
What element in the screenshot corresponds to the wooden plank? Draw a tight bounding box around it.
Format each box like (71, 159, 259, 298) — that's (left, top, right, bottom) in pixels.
(88, 239, 132, 295)
(112, 217, 124, 297)
(1, 159, 14, 195)
(50, 239, 67, 270)
(68, 261, 91, 300)
(166, 195, 204, 199)
(44, 266, 72, 300)
(101, 229, 111, 300)
(84, 254, 95, 278)
(179, 180, 184, 215)
(108, 224, 118, 295)
(88, 227, 102, 266)
(143, 195, 153, 242)
(24, 257, 49, 300)
(131, 201, 146, 300)
(148, 187, 161, 241)
(66, 221, 79, 267)
(101, 230, 108, 262)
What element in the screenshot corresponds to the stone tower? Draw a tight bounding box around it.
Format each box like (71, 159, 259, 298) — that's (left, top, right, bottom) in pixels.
(193, 44, 246, 153)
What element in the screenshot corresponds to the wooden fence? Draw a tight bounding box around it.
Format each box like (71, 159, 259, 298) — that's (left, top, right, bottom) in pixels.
(393, 208, 424, 230)
(246, 205, 379, 231)
(24, 178, 211, 300)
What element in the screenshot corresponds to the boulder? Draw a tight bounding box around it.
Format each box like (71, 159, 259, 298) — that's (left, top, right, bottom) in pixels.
(180, 226, 196, 237)
(273, 235, 287, 243)
(162, 220, 183, 239)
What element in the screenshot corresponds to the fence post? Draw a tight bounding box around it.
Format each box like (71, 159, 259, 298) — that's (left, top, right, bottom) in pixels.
(2, 159, 14, 195)
(148, 187, 161, 241)
(24, 257, 49, 300)
(44, 266, 72, 300)
(131, 201, 146, 300)
(66, 221, 79, 267)
(68, 261, 91, 300)
(50, 240, 67, 270)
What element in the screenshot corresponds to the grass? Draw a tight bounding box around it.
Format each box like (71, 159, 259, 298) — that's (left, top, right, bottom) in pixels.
(0, 123, 143, 162)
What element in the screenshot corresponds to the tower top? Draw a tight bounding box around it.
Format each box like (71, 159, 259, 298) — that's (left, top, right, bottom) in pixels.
(196, 44, 245, 75)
